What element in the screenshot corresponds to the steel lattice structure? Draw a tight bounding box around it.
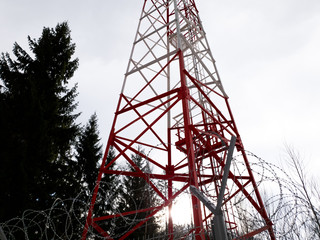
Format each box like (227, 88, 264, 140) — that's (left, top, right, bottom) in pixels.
(82, 0, 275, 239)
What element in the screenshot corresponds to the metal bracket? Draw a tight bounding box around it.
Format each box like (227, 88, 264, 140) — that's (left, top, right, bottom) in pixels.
(190, 135, 237, 240)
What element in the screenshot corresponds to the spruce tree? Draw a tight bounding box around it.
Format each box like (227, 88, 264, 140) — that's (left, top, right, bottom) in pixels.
(75, 116, 124, 237)
(76, 113, 102, 192)
(93, 146, 123, 237)
(114, 150, 160, 239)
(0, 22, 79, 222)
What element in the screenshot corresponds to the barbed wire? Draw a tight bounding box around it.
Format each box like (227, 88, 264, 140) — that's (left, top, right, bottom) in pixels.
(229, 151, 320, 239)
(1, 150, 319, 239)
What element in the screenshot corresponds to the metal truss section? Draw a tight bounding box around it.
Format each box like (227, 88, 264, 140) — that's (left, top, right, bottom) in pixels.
(82, 1, 276, 239)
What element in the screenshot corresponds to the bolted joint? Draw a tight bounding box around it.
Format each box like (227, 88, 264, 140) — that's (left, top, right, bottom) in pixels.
(165, 164, 175, 175)
(178, 83, 191, 100)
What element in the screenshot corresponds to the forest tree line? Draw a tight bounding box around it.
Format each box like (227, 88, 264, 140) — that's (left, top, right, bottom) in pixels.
(0, 22, 161, 239)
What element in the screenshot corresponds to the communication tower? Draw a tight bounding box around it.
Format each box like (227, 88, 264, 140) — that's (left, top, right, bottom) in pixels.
(82, 1, 275, 239)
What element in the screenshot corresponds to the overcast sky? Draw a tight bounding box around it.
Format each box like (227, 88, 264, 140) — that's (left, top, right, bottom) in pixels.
(1, 0, 320, 171)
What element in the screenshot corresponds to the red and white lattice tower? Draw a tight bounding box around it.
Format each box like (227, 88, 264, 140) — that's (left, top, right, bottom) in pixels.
(82, 0, 275, 239)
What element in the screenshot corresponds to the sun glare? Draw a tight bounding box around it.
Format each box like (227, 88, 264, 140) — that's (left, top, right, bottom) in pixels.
(170, 195, 193, 225)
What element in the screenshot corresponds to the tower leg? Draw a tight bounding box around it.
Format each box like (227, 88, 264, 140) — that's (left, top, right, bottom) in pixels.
(177, 49, 205, 240)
